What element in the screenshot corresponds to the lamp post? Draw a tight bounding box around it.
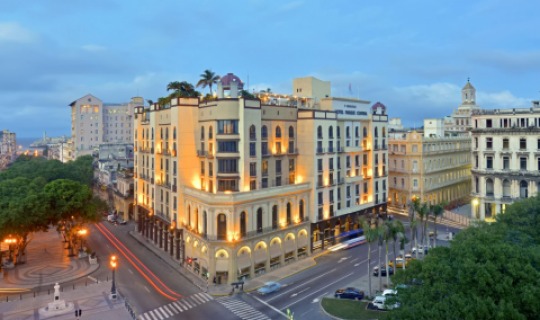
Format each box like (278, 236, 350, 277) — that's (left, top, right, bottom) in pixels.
(77, 228, 87, 257)
(4, 236, 17, 266)
(110, 255, 118, 299)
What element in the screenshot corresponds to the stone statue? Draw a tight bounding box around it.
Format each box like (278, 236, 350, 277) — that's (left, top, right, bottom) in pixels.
(54, 282, 60, 301)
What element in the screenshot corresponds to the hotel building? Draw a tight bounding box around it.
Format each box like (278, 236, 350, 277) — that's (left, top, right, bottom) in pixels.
(69, 95, 141, 159)
(388, 119, 472, 212)
(470, 101, 540, 221)
(133, 74, 388, 284)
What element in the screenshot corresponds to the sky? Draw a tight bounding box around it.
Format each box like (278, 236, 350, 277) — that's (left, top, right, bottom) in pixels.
(1, 0, 539, 138)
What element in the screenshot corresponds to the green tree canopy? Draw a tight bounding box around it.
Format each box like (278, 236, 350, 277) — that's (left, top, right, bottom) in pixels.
(389, 196, 540, 320)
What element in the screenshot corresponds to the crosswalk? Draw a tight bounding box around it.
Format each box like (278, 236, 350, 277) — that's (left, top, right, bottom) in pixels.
(138, 292, 214, 320)
(217, 297, 271, 320)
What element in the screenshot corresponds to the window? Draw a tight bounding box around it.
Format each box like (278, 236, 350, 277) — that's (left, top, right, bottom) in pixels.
(261, 126, 268, 139)
(317, 126, 323, 139)
(217, 179, 237, 191)
(217, 140, 237, 152)
(276, 160, 282, 175)
(250, 162, 257, 177)
(412, 145, 418, 153)
(218, 159, 237, 173)
(261, 141, 268, 155)
(486, 137, 493, 149)
(262, 160, 268, 176)
(329, 158, 334, 171)
(249, 125, 256, 140)
(272, 206, 278, 229)
(503, 138, 509, 149)
(250, 142, 256, 157)
(486, 119, 492, 128)
(289, 159, 295, 172)
(503, 156, 510, 170)
(475, 137, 478, 149)
(413, 179, 418, 188)
(289, 126, 295, 138)
(200, 126, 205, 140)
(328, 126, 333, 139)
(520, 138, 527, 150)
(217, 120, 238, 134)
(318, 192, 323, 205)
(208, 126, 213, 139)
(317, 159, 323, 172)
(258, 208, 265, 232)
(208, 162, 213, 176)
(363, 127, 367, 138)
(275, 126, 282, 138)
(200, 161, 205, 175)
(520, 157, 527, 170)
(486, 156, 493, 169)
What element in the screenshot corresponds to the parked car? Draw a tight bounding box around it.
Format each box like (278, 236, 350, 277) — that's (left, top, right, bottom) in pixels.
(412, 245, 431, 255)
(373, 265, 394, 277)
(382, 289, 397, 297)
(334, 287, 364, 300)
(389, 256, 409, 269)
(371, 295, 400, 310)
(257, 281, 281, 295)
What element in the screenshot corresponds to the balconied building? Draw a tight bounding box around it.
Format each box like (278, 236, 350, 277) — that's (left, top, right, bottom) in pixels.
(69, 95, 141, 159)
(388, 119, 471, 213)
(133, 74, 387, 285)
(470, 102, 540, 221)
(112, 169, 135, 221)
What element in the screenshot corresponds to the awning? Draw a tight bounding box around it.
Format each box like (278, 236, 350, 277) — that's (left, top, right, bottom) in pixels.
(297, 235, 308, 248)
(215, 259, 229, 272)
(254, 249, 267, 264)
(237, 254, 251, 271)
(284, 239, 296, 253)
(270, 244, 282, 258)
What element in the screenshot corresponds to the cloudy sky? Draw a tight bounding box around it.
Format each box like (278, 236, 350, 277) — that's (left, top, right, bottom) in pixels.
(1, 0, 539, 138)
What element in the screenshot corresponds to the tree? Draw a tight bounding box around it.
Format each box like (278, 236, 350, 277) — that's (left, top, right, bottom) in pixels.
(167, 81, 200, 98)
(430, 203, 444, 248)
(196, 69, 220, 95)
(240, 90, 255, 99)
(387, 219, 405, 269)
(388, 196, 540, 320)
(360, 218, 378, 298)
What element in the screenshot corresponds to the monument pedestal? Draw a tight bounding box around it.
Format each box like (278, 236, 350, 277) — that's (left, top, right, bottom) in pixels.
(38, 282, 74, 317)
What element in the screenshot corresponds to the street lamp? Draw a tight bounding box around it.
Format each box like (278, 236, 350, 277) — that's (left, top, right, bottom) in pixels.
(472, 198, 479, 219)
(4, 235, 17, 265)
(77, 228, 87, 256)
(110, 255, 118, 299)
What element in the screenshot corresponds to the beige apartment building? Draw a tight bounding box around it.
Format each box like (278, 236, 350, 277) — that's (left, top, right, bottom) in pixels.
(470, 101, 540, 221)
(133, 75, 388, 284)
(388, 119, 471, 213)
(69, 95, 141, 159)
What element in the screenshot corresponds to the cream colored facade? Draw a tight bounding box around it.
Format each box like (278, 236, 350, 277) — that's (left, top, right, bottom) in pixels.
(471, 104, 540, 221)
(133, 75, 387, 284)
(444, 80, 481, 133)
(69, 95, 140, 159)
(388, 127, 471, 213)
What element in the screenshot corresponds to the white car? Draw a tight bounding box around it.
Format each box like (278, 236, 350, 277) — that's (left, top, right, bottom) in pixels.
(372, 295, 400, 310)
(412, 245, 431, 254)
(382, 289, 397, 297)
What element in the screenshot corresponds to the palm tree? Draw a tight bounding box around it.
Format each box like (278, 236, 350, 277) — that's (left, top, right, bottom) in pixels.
(167, 81, 183, 93)
(410, 197, 422, 259)
(431, 203, 445, 248)
(196, 70, 220, 95)
(387, 220, 405, 270)
(146, 99, 154, 106)
(360, 218, 378, 298)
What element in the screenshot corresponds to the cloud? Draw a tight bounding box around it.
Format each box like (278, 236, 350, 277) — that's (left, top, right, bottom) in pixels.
(478, 90, 530, 109)
(81, 44, 107, 52)
(0, 22, 35, 43)
(469, 50, 540, 73)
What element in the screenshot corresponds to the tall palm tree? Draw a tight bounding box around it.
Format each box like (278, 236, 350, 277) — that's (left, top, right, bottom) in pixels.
(360, 218, 378, 298)
(196, 70, 220, 95)
(387, 220, 405, 270)
(410, 197, 422, 259)
(431, 203, 445, 248)
(146, 99, 154, 106)
(167, 81, 183, 93)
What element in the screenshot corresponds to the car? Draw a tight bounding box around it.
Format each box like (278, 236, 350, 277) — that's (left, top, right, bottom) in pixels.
(412, 245, 431, 255)
(371, 295, 400, 310)
(389, 256, 409, 269)
(114, 218, 127, 225)
(382, 289, 397, 297)
(107, 214, 117, 223)
(334, 287, 364, 300)
(257, 281, 281, 295)
(373, 265, 394, 277)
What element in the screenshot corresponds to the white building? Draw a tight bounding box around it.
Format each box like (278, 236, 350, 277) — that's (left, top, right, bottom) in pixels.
(69, 95, 142, 159)
(471, 103, 540, 221)
(444, 80, 481, 133)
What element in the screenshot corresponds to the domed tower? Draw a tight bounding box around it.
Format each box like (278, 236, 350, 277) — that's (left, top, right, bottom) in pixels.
(461, 78, 476, 105)
(216, 73, 244, 98)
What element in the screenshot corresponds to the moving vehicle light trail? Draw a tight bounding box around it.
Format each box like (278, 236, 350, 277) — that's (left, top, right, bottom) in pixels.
(94, 223, 181, 301)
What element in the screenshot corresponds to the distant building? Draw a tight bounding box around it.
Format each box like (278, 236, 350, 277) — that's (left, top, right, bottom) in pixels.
(69, 95, 142, 159)
(388, 119, 471, 213)
(444, 80, 481, 133)
(0, 129, 17, 169)
(133, 74, 388, 285)
(95, 143, 134, 187)
(112, 169, 135, 221)
(470, 103, 540, 221)
(388, 118, 404, 132)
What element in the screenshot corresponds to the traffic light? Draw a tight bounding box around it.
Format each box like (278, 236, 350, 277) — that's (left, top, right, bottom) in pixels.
(186, 257, 198, 265)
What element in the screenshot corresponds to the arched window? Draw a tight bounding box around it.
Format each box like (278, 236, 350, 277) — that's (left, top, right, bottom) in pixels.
(317, 126, 323, 139)
(275, 126, 282, 138)
(203, 211, 207, 235)
(299, 200, 305, 221)
(363, 127, 368, 138)
(173, 127, 177, 139)
(240, 211, 247, 237)
(503, 179, 511, 198)
(286, 202, 292, 225)
(165, 128, 169, 139)
(262, 126, 268, 140)
(520, 180, 528, 198)
(355, 126, 359, 137)
(194, 208, 199, 233)
(257, 208, 263, 233)
(249, 125, 256, 141)
(272, 205, 278, 229)
(208, 126, 213, 139)
(289, 126, 294, 138)
(486, 178, 494, 196)
(346, 126, 350, 138)
(328, 126, 334, 139)
(217, 214, 227, 240)
(337, 126, 341, 138)
(201, 126, 205, 140)
(374, 127, 378, 137)
(187, 205, 191, 228)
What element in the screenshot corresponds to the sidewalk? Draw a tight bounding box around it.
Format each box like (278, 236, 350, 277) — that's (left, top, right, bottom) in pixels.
(129, 230, 318, 296)
(0, 227, 133, 319)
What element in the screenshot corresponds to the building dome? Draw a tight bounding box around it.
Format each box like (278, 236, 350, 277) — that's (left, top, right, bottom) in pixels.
(220, 73, 244, 90)
(371, 101, 387, 113)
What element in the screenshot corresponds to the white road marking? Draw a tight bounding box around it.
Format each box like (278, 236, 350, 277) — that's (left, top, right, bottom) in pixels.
(250, 295, 289, 319)
(162, 305, 174, 316)
(266, 268, 337, 302)
(283, 272, 355, 309)
(144, 286, 150, 293)
(290, 286, 310, 297)
(128, 268, 134, 274)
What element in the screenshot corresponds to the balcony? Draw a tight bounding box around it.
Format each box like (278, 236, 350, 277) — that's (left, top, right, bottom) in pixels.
(287, 148, 299, 155)
(316, 147, 325, 154)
